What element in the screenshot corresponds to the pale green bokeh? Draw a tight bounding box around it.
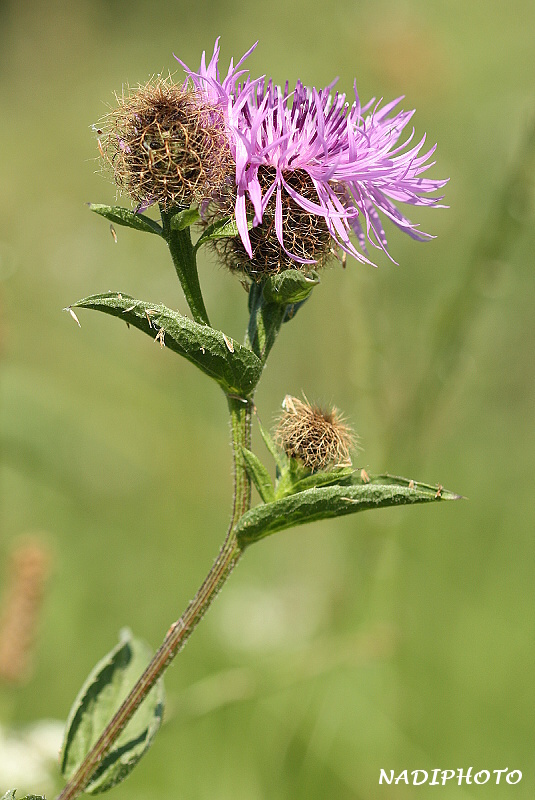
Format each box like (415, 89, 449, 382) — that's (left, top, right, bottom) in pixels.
(1, 0, 534, 797)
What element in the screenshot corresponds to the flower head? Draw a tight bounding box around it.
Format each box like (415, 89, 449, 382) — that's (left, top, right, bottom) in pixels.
(275, 395, 356, 471)
(179, 41, 447, 273)
(207, 166, 333, 277)
(99, 76, 232, 209)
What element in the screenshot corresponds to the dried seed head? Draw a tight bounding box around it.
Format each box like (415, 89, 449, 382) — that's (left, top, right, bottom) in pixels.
(99, 76, 233, 209)
(275, 395, 357, 471)
(207, 168, 333, 279)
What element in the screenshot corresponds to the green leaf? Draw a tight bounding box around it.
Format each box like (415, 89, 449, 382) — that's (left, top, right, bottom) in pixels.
(262, 269, 320, 306)
(257, 417, 288, 473)
(241, 447, 275, 503)
(1, 793, 46, 800)
(60, 629, 164, 795)
(234, 474, 462, 547)
(284, 466, 355, 496)
(194, 215, 253, 253)
(69, 292, 262, 397)
(18, 796, 45, 800)
(88, 204, 163, 236)
(169, 207, 200, 230)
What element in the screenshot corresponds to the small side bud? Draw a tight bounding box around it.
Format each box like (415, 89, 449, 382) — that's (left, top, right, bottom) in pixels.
(275, 394, 357, 472)
(99, 76, 232, 210)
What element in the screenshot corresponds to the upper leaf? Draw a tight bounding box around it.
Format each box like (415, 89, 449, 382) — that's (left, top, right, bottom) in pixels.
(241, 447, 275, 503)
(283, 466, 355, 496)
(59, 629, 164, 795)
(88, 204, 163, 236)
(234, 473, 461, 547)
(169, 207, 200, 231)
(69, 292, 263, 397)
(257, 417, 288, 473)
(262, 270, 320, 306)
(193, 215, 254, 253)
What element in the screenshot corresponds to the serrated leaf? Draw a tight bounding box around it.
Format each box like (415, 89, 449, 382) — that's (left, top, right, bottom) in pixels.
(70, 292, 262, 397)
(262, 269, 320, 306)
(194, 215, 253, 253)
(60, 629, 164, 795)
(1, 792, 17, 800)
(234, 475, 461, 547)
(88, 204, 163, 236)
(169, 207, 200, 230)
(241, 447, 275, 503)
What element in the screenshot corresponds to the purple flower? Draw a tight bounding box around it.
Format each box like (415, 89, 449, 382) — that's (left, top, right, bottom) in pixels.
(175, 38, 257, 126)
(179, 41, 447, 269)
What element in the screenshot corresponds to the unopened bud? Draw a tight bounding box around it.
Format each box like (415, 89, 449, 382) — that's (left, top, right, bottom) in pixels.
(275, 394, 357, 472)
(99, 76, 232, 211)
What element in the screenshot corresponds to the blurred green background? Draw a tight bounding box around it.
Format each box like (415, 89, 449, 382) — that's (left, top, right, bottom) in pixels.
(1, 0, 534, 797)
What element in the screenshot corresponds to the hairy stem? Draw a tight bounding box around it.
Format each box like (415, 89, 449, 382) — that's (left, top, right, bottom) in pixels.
(161, 208, 210, 326)
(56, 395, 252, 800)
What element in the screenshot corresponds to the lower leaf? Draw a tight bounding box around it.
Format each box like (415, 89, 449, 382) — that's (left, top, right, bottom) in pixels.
(234, 474, 461, 547)
(59, 629, 164, 794)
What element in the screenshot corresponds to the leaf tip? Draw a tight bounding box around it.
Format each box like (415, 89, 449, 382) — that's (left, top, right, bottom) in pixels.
(119, 626, 134, 643)
(64, 306, 81, 327)
(433, 483, 464, 501)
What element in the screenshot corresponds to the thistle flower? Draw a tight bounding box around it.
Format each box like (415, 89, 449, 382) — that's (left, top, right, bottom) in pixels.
(206, 166, 333, 277)
(99, 76, 232, 210)
(179, 41, 447, 273)
(275, 395, 356, 471)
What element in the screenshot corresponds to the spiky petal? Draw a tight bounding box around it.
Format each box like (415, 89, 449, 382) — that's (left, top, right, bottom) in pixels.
(179, 42, 447, 267)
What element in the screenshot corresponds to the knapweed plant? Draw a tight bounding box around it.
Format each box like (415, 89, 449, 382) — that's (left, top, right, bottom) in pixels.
(3, 39, 459, 800)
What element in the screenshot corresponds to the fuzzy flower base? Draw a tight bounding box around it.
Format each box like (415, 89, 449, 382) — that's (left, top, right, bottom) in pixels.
(100, 76, 232, 210)
(275, 395, 356, 471)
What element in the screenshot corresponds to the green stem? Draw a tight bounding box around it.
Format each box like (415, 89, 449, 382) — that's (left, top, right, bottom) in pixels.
(161, 208, 210, 326)
(245, 279, 285, 362)
(55, 395, 252, 800)
(227, 395, 253, 519)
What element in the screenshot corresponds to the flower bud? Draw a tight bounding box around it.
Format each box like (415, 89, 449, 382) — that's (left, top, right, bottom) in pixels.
(275, 395, 356, 471)
(99, 76, 233, 210)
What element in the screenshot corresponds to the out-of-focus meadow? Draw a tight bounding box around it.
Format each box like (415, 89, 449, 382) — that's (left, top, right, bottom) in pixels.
(1, 0, 534, 797)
